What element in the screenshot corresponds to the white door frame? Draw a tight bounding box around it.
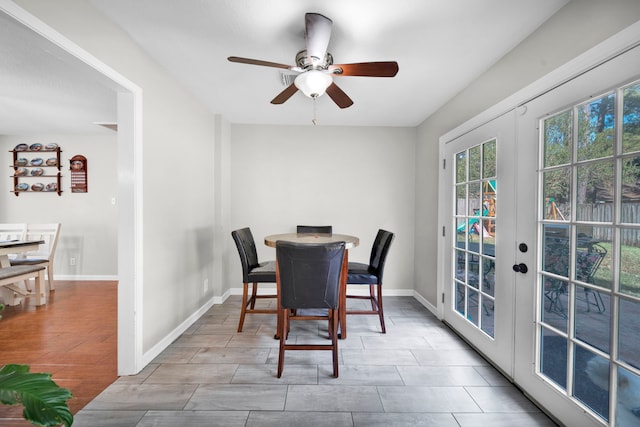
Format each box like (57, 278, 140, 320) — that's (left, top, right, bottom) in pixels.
(0, 0, 144, 375)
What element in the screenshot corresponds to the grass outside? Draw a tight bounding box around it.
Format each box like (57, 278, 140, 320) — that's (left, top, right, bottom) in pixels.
(592, 242, 640, 298)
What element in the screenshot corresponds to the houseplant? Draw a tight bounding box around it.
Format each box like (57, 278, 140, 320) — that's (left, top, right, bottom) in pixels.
(0, 364, 73, 426)
(0, 300, 73, 426)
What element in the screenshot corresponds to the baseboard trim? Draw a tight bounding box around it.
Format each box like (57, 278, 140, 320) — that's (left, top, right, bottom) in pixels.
(55, 275, 118, 281)
(140, 295, 216, 368)
(412, 290, 438, 316)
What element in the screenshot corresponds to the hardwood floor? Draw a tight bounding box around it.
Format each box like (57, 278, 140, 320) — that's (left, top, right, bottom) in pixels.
(0, 280, 117, 426)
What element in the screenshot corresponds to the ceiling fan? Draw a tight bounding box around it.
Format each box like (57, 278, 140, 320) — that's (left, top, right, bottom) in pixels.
(228, 12, 399, 109)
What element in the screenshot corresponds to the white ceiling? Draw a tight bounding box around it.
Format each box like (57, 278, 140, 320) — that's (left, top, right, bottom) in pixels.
(0, 10, 117, 135)
(1, 0, 569, 134)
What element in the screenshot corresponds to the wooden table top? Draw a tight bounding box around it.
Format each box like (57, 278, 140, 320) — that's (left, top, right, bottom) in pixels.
(264, 233, 359, 249)
(0, 239, 44, 249)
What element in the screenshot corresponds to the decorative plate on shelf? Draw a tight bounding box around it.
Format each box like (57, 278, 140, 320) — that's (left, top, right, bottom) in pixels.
(45, 143, 58, 150)
(15, 183, 29, 192)
(29, 143, 43, 151)
(31, 183, 44, 192)
(30, 168, 44, 176)
(29, 158, 43, 166)
(14, 143, 28, 151)
(45, 182, 57, 192)
(15, 168, 28, 176)
(45, 157, 58, 166)
(15, 158, 28, 166)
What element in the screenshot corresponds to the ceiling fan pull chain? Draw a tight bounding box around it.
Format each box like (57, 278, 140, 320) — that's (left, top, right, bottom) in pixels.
(312, 97, 318, 125)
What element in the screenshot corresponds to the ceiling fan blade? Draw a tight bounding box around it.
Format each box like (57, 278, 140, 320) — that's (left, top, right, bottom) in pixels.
(305, 13, 333, 65)
(328, 61, 399, 77)
(325, 82, 353, 109)
(228, 56, 294, 70)
(271, 83, 299, 104)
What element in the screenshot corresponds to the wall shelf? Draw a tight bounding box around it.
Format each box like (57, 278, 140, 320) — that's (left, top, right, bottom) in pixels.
(10, 147, 62, 196)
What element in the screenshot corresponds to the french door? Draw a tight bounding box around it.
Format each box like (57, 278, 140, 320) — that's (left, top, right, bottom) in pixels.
(513, 45, 640, 427)
(439, 110, 518, 374)
(440, 44, 640, 426)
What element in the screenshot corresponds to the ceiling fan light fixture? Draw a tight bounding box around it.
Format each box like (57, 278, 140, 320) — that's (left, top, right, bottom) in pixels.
(294, 70, 332, 98)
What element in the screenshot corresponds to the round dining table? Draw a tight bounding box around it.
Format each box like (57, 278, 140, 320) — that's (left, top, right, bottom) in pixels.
(264, 233, 359, 249)
(264, 232, 359, 339)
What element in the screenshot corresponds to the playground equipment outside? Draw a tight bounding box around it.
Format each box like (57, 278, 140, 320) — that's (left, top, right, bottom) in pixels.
(457, 180, 496, 237)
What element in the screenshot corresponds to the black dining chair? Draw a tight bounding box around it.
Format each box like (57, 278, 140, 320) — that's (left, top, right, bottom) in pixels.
(231, 227, 277, 332)
(296, 225, 333, 234)
(276, 240, 345, 378)
(346, 229, 395, 333)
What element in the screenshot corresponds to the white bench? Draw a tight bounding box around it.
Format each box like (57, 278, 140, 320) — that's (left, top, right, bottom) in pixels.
(0, 265, 46, 306)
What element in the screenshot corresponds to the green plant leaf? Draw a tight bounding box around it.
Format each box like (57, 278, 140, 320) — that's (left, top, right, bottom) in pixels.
(0, 364, 73, 426)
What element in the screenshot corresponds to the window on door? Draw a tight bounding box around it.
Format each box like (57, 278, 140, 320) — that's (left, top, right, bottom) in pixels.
(538, 79, 640, 425)
(454, 139, 497, 337)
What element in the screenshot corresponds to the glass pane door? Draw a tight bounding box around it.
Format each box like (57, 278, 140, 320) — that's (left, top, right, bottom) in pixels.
(454, 140, 497, 336)
(513, 44, 640, 425)
(440, 110, 517, 375)
(537, 81, 640, 427)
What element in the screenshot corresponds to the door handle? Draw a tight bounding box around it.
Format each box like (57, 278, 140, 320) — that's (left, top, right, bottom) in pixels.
(512, 263, 528, 274)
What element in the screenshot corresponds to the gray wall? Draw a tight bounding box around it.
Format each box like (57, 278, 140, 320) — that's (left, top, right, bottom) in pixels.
(0, 133, 117, 278)
(226, 125, 417, 296)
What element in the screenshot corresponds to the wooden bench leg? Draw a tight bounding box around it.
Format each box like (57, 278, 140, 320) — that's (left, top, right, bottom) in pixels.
(0, 268, 47, 306)
(0, 287, 25, 306)
(33, 270, 46, 306)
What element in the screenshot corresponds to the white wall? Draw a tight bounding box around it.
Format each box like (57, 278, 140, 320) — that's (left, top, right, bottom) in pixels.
(215, 116, 232, 299)
(0, 133, 117, 278)
(414, 0, 640, 306)
(227, 124, 417, 295)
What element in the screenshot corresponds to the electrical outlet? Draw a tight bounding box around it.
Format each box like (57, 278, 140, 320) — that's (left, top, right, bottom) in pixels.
(203, 278, 208, 292)
(70, 257, 76, 266)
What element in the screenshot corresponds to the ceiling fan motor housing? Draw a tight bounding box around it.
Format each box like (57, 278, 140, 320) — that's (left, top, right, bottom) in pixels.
(296, 50, 333, 70)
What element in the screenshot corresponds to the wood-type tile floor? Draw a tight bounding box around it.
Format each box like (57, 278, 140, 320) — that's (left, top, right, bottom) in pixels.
(0, 280, 117, 426)
(70, 295, 557, 427)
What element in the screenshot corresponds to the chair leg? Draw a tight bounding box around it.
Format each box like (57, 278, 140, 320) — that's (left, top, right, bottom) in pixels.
(595, 291, 605, 312)
(584, 288, 593, 313)
(277, 309, 288, 378)
(327, 309, 335, 341)
(545, 283, 567, 319)
(237, 282, 249, 332)
(47, 266, 55, 291)
(250, 282, 258, 309)
(376, 284, 386, 333)
(584, 288, 606, 313)
(330, 309, 339, 377)
(345, 283, 386, 334)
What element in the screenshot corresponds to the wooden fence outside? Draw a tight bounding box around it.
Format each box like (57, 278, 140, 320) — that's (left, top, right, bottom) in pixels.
(576, 203, 640, 246)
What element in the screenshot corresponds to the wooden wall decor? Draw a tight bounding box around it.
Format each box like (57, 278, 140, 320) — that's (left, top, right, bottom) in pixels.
(10, 143, 62, 196)
(69, 155, 88, 193)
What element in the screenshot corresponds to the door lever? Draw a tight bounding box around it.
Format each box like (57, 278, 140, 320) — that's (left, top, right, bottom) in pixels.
(512, 263, 528, 274)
